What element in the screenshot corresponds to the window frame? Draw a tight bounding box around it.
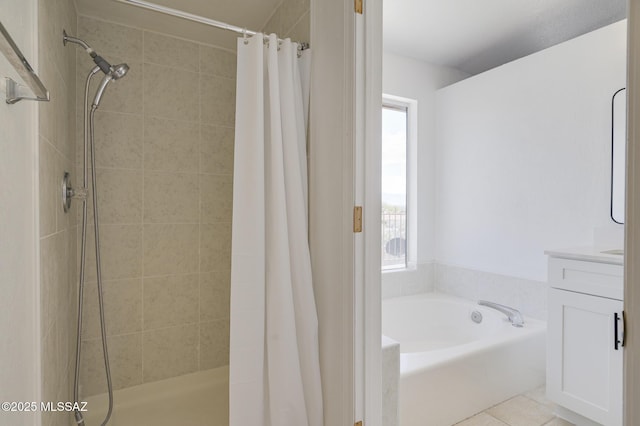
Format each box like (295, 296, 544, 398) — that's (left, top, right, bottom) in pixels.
(381, 95, 417, 272)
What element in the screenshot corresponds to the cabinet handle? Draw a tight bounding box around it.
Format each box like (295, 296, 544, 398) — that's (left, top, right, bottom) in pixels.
(613, 312, 620, 351)
(614, 312, 625, 350)
(622, 311, 626, 348)
(614, 312, 619, 350)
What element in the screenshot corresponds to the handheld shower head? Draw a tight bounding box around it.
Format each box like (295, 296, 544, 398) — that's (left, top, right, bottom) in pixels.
(92, 64, 129, 107)
(110, 63, 129, 80)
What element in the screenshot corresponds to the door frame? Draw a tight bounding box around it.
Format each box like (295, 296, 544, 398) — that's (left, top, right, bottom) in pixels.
(355, 2, 640, 426)
(624, 1, 640, 423)
(354, 0, 383, 424)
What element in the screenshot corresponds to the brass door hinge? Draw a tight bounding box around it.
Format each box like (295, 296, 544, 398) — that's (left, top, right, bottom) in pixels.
(355, 422, 363, 426)
(355, 0, 363, 14)
(354, 206, 363, 233)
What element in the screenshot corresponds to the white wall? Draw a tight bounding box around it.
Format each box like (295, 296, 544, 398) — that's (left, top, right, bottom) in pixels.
(435, 21, 627, 282)
(0, 0, 40, 424)
(382, 52, 467, 297)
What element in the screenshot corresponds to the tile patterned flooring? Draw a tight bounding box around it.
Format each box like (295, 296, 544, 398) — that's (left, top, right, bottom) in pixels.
(454, 387, 575, 426)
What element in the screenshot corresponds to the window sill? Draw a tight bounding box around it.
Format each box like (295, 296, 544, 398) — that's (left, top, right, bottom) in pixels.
(381, 264, 417, 275)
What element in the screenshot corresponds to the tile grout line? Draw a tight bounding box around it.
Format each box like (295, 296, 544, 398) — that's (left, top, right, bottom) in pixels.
(198, 44, 203, 372)
(141, 29, 146, 385)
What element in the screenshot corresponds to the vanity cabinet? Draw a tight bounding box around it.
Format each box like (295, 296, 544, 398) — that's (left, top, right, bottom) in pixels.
(546, 254, 624, 426)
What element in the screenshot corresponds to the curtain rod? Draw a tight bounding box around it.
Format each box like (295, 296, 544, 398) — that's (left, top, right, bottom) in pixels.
(113, 0, 309, 50)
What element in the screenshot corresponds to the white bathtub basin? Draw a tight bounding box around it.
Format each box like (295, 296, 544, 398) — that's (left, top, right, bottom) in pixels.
(82, 366, 228, 426)
(383, 293, 546, 426)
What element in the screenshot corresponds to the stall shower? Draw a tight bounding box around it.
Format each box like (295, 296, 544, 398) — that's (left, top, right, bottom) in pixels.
(62, 30, 130, 425)
(32, 0, 311, 424)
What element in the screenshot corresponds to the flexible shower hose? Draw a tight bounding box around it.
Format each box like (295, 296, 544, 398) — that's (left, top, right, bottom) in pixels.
(72, 67, 114, 426)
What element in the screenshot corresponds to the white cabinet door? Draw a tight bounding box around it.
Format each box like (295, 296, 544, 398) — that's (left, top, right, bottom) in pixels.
(547, 288, 623, 426)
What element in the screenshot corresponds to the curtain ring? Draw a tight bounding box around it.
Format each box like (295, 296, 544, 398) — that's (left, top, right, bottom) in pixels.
(243, 29, 248, 45)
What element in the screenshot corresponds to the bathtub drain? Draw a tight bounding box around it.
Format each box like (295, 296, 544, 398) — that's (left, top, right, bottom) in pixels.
(471, 310, 483, 324)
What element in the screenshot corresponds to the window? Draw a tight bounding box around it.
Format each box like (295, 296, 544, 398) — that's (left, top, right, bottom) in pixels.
(381, 103, 408, 270)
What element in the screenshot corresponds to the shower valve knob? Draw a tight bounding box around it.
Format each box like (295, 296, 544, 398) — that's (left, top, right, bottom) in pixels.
(72, 186, 88, 200)
(62, 172, 86, 213)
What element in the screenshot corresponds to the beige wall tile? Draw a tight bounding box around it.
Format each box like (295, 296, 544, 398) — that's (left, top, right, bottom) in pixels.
(200, 271, 230, 322)
(262, 9, 283, 36)
(199, 45, 236, 79)
(81, 278, 143, 339)
(200, 319, 229, 370)
(41, 324, 59, 404)
(200, 174, 233, 224)
(40, 138, 58, 237)
(200, 223, 232, 272)
(144, 63, 199, 121)
(144, 117, 199, 172)
(90, 168, 143, 224)
(83, 224, 142, 282)
(143, 324, 198, 382)
(67, 227, 78, 315)
(72, 15, 235, 388)
(55, 304, 72, 393)
(280, 0, 310, 37)
(88, 59, 143, 114)
(144, 31, 199, 72)
(78, 16, 143, 62)
(143, 224, 199, 276)
(200, 75, 235, 126)
(39, 0, 78, 411)
(200, 125, 234, 175)
(143, 274, 199, 330)
(40, 232, 68, 338)
(144, 172, 199, 223)
(39, 0, 76, 91)
(38, 63, 56, 146)
(56, 155, 75, 233)
(54, 77, 73, 161)
(90, 111, 143, 169)
(285, 11, 310, 44)
(80, 333, 143, 397)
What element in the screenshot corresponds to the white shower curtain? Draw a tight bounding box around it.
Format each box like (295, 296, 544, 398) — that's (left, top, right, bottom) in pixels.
(229, 34, 322, 426)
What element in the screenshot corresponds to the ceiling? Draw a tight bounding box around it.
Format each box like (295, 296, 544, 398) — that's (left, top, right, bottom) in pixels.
(75, 0, 282, 50)
(384, 0, 626, 75)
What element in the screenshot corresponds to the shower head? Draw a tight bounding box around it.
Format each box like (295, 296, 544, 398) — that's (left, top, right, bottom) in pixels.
(110, 63, 129, 80)
(92, 63, 129, 108)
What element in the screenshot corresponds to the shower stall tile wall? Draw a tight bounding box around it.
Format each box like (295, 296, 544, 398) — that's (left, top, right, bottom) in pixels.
(37, 1, 79, 425)
(262, 0, 310, 42)
(74, 15, 235, 397)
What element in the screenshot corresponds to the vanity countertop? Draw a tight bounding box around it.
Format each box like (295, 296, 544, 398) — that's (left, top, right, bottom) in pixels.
(545, 246, 624, 266)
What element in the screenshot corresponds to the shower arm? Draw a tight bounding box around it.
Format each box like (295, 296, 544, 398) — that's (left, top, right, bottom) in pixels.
(63, 30, 113, 74)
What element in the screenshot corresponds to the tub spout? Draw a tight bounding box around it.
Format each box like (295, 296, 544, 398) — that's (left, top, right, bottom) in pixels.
(478, 300, 524, 327)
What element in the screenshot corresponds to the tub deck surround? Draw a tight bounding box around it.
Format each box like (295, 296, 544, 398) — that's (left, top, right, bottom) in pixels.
(544, 247, 624, 266)
(382, 336, 400, 426)
(383, 293, 546, 426)
(81, 366, 228, 426)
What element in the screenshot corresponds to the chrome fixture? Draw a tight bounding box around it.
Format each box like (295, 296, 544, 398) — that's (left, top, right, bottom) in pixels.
(64, 29, 130, 426)
(92, 63, 129, 107)
(470, 310, 483, 324)
(0, 21, 49, 103)
(478, 300, 524, 327)
(114, 0, 310, 55)
(61, 172, 87, 213)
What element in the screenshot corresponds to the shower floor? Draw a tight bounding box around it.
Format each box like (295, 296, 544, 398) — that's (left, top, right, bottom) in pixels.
(81, 366, 228, 426)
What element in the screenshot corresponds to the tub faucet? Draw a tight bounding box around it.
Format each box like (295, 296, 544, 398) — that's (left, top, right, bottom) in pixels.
(478, 300, 524, 327)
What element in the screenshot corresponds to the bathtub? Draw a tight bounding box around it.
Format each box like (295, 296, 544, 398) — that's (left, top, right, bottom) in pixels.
(81, 366, 228, 426)
(383, 293, 546, 426)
